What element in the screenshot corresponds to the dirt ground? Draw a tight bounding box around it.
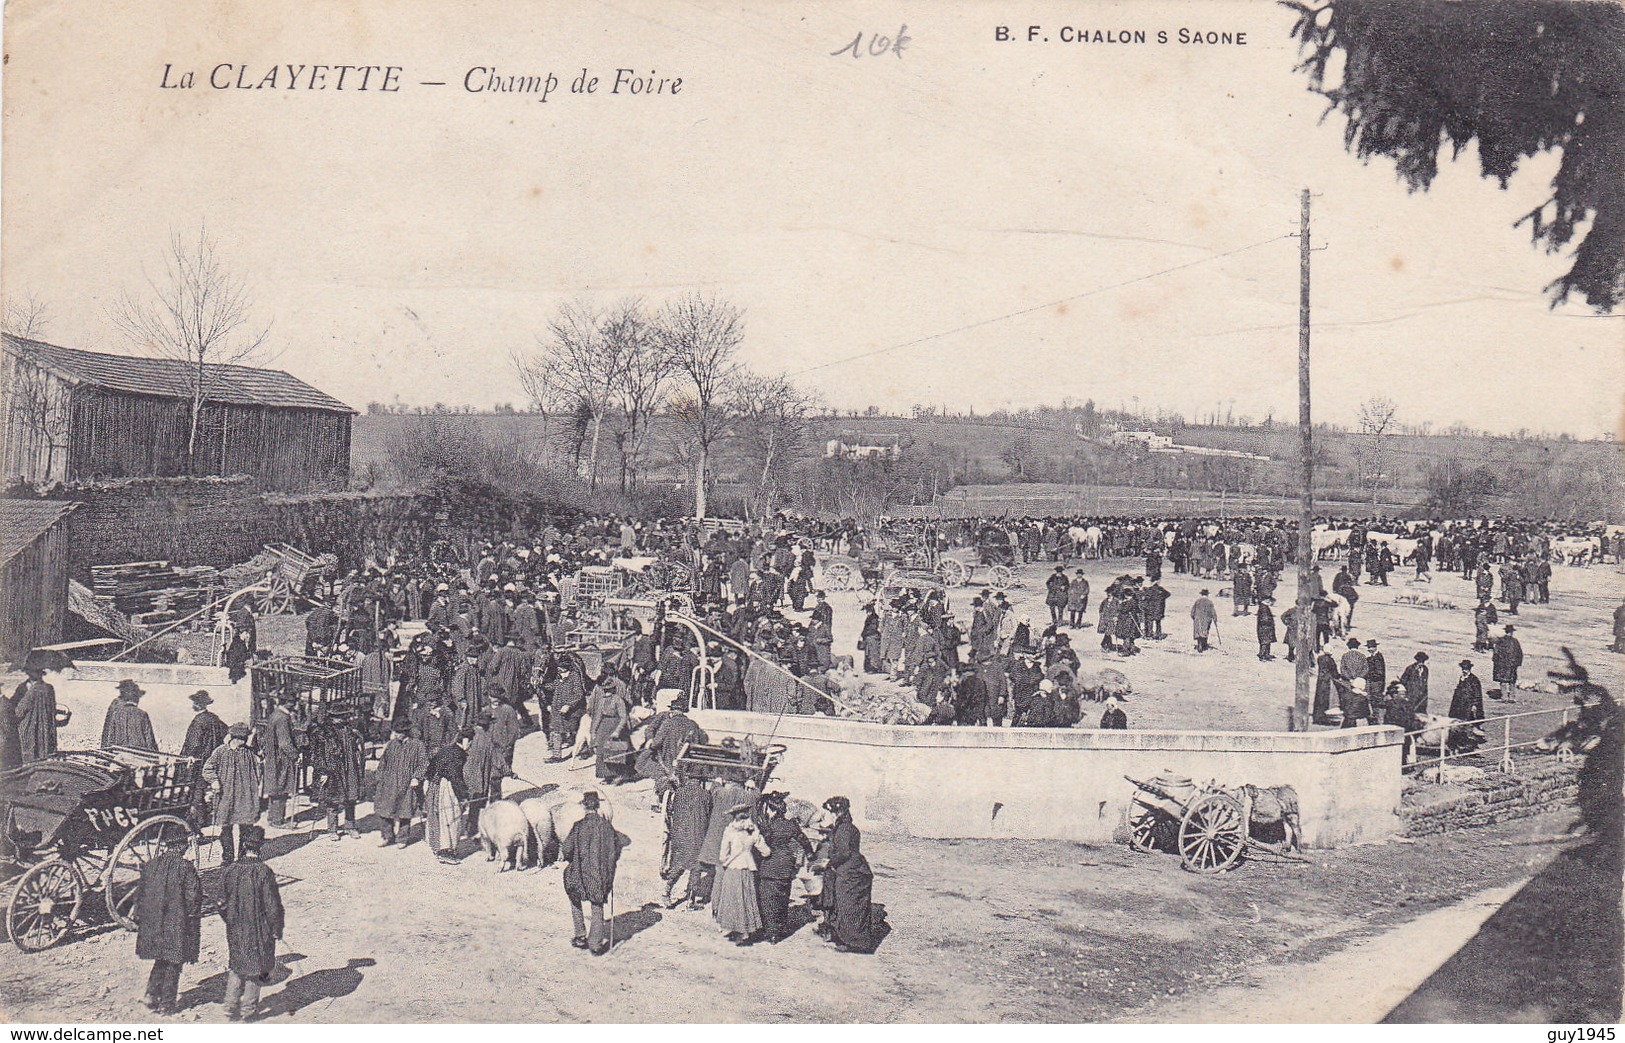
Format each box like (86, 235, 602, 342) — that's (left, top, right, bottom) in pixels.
(820, 555, 1625, 739)
(0, 732, 1595, 1024)
(3, 553, 1617, 1022)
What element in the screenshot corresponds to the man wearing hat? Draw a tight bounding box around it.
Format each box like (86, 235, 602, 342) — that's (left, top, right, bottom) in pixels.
(1364, 640, 1387, 697)
(203, 724, 262, 864)
(1255, 596, 1277, 661)
(101, 680, 158, 752)
(560, 791, 622, 955)
(180, 691, 228, 763)
(311, 707, 364, 840)
(135, 828, 202, 1014)
(217, 825, 284, 1021)
(1045, 565, 1070, 625)
(1491, 624, 1524, 701)
(1450, 659, 1485, 724)
(13, 662, 62, 764)
(258, 692, 299, 828)
(373, 720, 428, 847)
(1400, 652, 1431, 717)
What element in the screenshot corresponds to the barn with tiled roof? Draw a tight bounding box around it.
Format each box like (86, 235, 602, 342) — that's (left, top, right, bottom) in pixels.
(2, 334, 353, 491)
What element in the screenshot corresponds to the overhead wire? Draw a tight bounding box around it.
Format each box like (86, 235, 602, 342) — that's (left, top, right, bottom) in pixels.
(789, 232, 1296, 377)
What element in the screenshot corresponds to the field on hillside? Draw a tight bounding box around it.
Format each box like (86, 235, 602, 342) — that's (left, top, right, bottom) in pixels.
(351, 413, 1617, 516)
(892, 483, 1413, 519)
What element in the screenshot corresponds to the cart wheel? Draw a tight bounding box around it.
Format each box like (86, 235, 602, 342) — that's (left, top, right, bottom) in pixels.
(1128, 802, 1174, 853)
(988, 564, 1015, 588)
(937, 559, 969, 587)
(1178, 792, 1247, 874)
(823, 562, 854, 591)
(105, 815, 194, 931)
(7, 859, 85, 952)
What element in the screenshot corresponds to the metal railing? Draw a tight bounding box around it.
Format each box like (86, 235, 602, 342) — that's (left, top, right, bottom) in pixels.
(1400, 702, 1578, 780)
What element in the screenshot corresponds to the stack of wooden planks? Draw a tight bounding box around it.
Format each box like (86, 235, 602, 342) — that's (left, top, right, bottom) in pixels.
(90, 561, 218, 628)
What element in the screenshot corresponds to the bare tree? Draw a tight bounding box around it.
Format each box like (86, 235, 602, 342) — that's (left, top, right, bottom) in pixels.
(1356, 395, 1399, 504)
(3, 292, 51, 339)
(513, 300, 623, 487)
(655, 292, 744, 520)
(111, 226, 271, 468)
(731, 370, 818, 518)
(601, 298, 672, 492)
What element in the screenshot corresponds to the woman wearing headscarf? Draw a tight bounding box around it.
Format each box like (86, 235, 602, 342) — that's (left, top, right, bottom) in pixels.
(817, 796, 889, 953)
(712, 802, 770, 945)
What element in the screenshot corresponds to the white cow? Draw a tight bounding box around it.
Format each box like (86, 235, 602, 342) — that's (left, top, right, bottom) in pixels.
(1311, 527, 1350, 559)
(1366, 532, 1419, 562)
(1552, 535, 1601, 566)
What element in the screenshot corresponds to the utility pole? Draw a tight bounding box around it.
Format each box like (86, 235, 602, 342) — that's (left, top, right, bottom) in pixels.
(1293, 188, 1315, 731)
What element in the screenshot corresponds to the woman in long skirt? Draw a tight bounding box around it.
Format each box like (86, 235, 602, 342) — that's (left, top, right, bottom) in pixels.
(424, 730, 471, 864)
(820, 796, 890, 954)
(712, 803, 769, 944)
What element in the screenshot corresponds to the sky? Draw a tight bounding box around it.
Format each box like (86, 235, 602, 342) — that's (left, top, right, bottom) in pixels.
(2, 0, 1621, 437)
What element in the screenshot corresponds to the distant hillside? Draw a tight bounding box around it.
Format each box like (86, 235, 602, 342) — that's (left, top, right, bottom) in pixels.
(350, 412, 1621, 518)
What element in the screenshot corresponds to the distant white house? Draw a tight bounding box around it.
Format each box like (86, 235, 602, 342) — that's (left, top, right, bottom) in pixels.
(1110, 430, 1175, 450)
(825, 433, 901, 460)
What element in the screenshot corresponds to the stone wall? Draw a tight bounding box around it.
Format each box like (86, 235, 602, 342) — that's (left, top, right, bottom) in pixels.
(692, 710, 1406, 848)
(1399, 761, 1581, 838)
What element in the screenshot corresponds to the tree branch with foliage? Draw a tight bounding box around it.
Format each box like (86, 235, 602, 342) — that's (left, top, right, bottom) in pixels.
(1284, 0, 1625, 311)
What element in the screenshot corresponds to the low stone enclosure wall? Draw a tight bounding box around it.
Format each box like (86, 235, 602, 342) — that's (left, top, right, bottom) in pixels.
(692, 710, 1406, 849)
(1399, 760, 1582, 838)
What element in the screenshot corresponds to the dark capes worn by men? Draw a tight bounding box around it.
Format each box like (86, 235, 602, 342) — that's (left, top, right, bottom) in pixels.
(561, 811, 623, 906)
(102, 698, 158, 752)
(662, 779, 712, 876)
(372, 734, 429, 819)
(135, 851, 203, 964)
(14, 680, 59, 762)
(218, 857, 285, 978)
(180, 710, 228, 762)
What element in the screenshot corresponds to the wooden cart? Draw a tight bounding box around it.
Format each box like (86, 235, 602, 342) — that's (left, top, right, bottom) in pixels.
(1125, 774, 1309, 874)
(0, 749, 200, 951)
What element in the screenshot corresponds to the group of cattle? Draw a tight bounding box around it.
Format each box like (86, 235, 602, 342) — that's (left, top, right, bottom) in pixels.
(1310, 525, 1621, 567)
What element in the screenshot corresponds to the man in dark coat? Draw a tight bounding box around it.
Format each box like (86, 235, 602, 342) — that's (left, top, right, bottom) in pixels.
(546, 659, 586, 761)
(135, 831, 202, 1014)
(1450, 659, 1485, 723)
(180, 691, 227, 762)
(660, 771, 712, 908)
(756, 791, 813, 943)
(1491, 625, 1524, 701)
(218, 826, 284, 1021)
(1400, 652, 1430, 716)
(1044, 566, 1070, 625)
(373, 721, 428, 846)
(1364, 640, 1387, 697)
(1255, 597, 1277, 660)
(102, 680, 158, 752)
(954, 669, 989, 726)
(0, 691, 21, 772)
(311, 711, 364, 839)
(257, 693, 299, 827)
(561, 790, 623, 955)
(14, 667, 62, 763)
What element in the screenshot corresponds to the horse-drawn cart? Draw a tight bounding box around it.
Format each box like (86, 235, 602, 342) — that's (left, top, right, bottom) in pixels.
(0, 749, 200, 951)
(1125, 773, 1308, 874)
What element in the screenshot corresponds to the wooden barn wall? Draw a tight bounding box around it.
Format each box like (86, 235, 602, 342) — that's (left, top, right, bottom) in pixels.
(0, 518, 70, 663)
(67, 389, 351, 492)
(1, 353, 74, 484)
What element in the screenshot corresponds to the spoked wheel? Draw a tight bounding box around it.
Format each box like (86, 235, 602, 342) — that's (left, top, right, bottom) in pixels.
(988, 564, 1015, 588)
(105, 815, 194, 930)
(7, 859, 85, 952)
(823, 562, 854, 591)
(656, 591, 695, 616)
(1178, 792, 1247, 874)
(936, 559, 970, 587)
(1127, 802, 1176, 853)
